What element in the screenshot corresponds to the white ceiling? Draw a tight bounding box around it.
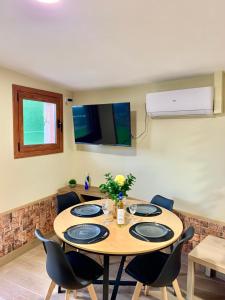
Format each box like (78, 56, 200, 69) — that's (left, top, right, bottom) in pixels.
(0, 0, 225, 90)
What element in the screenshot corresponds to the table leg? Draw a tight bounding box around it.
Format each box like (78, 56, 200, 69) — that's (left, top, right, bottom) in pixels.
(187, 259, 195, 300)
(111, 256, 126, 300)
(103, 255, 110, 300)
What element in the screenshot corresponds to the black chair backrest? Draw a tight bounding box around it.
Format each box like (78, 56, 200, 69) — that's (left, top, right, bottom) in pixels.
(151, 195, 174, 211)
(56, 192, 80, 215)
(152, 226, 194, 287)
(35, 229, 83, 290)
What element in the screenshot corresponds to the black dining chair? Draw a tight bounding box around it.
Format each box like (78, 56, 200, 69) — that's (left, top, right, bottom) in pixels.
(56, 192, 81, 250)
(35, 229, 103, 300)
(56, 191, 103, 287)
(145, 194, 175, 296)
(125, 226, 194, 300)
(56, 191, 81, 215)
(151, 194, 174, 212)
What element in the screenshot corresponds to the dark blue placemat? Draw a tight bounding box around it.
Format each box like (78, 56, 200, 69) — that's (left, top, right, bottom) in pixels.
(64, 223, 109, 244)
(129, 222, 174, 242)
(127, 204, 162, 217)
(71, 204, 103, 217)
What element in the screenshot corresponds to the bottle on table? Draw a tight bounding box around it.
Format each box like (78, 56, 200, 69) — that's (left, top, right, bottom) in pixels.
(84, 174, 90, 190)
(117, 193, 125, 226)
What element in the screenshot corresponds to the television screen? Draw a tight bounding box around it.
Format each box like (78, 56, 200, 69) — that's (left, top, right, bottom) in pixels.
(72, 102, 131, 146)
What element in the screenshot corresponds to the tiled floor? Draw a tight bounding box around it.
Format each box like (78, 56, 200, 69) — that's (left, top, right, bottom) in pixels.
(0, 243, 225, 300)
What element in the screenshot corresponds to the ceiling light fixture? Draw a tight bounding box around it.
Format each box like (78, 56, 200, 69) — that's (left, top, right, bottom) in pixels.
(37, 0, 60, 4)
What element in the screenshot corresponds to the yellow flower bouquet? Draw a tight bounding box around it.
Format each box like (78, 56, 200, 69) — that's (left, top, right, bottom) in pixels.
(99, 173, 136, 202)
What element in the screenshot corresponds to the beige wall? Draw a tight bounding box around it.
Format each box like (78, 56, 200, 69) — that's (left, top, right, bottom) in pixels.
(1, 68, 224, 222)
(73, 75, 225, 222)
(0, 67, 74, 213)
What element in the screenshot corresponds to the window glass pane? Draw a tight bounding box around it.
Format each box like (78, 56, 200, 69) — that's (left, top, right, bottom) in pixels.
(23, 99, 56, 145)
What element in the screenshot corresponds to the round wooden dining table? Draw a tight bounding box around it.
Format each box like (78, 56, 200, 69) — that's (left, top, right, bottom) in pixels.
(54, 199, 183, 300)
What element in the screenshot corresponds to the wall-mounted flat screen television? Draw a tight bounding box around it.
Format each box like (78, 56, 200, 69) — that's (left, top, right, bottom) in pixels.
(72, 102, 131, 146)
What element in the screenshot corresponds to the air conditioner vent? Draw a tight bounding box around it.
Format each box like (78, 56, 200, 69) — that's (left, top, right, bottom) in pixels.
(146, 87, 214, 118)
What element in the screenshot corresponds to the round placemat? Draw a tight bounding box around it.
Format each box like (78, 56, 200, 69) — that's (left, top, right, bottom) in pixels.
(64, 223, 109, 244)
(71, 204, 103, 217)
(67, 224, 101, 240)
(127, 204, 162, 217)
(129, 222, 174, 242)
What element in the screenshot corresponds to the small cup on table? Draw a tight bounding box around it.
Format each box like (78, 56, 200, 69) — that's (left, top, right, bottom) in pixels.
(102, 200, 112, 225)
(129, 204, 137, 224)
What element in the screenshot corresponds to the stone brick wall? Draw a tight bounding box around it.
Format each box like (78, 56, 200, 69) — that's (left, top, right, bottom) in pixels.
(0, 195, 224, 258)
(0, 195, 56, 257)
(175, 210, 225, 253)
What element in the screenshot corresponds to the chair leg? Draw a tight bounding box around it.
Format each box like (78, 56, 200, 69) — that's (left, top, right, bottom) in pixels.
(62, 241, 66, 251)
(87, 284, 98, 300)
(65, 290, 71, 300)
(45, 281, 56, 300)
(97, 255, 103, 265)
(172, 279, 184, 300)
(160, 287, 168, 300)
(144, 285, 150, 296)
(73, 290, 77, 299)
(132, 282, 143, 300)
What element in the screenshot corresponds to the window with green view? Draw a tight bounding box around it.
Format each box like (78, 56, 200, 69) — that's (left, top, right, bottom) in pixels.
(23, 99, 56, 145)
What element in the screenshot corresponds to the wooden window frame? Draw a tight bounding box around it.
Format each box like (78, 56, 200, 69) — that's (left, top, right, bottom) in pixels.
(13, 84, 63, 159)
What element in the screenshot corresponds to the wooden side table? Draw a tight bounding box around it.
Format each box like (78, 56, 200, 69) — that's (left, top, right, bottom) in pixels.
(187, 235, 225, 300)
(58, 184, 105, 201)
(57, 184, 138, 202)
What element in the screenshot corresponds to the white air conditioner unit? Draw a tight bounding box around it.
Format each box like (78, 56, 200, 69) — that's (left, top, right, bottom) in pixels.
(146, 86, 214, 117)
